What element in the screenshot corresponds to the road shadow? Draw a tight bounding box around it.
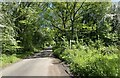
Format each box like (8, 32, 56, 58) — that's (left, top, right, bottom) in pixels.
(26, 47, 54, 59)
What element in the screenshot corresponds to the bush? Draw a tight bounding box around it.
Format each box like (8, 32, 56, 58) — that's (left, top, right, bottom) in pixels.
(53, 39, 68, 58)
(0, 54, 20, 67)
(56, 44, 120, 76)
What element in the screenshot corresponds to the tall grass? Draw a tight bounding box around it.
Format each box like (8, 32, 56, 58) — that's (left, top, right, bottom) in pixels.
(53, 43, 120, 76)
(0, 54, 20, 68)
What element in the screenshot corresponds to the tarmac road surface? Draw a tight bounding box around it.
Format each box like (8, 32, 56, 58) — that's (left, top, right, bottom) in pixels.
(0, 47, 70, 78)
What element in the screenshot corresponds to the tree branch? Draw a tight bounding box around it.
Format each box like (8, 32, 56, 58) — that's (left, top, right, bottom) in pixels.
(51, 23, 64, 32)
(74, 1, 86, 15)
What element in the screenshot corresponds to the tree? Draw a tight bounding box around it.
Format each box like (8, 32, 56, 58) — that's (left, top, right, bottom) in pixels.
(41, 2, 111, 46)
(1, 2, 50, 54)
(0, 3, 19, 54)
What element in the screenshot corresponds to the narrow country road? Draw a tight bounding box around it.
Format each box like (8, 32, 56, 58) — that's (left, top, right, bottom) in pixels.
(1, 47, 70, 78)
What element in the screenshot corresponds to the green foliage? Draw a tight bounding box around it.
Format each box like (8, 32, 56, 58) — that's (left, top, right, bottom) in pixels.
(51, 2, 120, 76)
(1, 2, 52, 55)
(1, 2, 120, 76)
(0, 54, 20, 67)
(0, 6, 20, 54)
(58, 43, 120, 76)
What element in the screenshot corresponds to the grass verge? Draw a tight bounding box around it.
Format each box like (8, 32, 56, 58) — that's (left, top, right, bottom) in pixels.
(0, 54, 20, 68)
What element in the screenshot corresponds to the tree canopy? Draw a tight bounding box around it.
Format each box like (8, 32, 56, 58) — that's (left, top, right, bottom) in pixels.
(0, 2, 120, 76)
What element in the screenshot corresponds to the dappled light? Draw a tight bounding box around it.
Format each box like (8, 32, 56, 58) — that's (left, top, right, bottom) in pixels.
(0, 1, 120, 77)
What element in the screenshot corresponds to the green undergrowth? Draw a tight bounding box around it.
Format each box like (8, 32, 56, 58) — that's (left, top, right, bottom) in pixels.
(0, 49, 42, 68)
(0, 52, 33, 68)
(53, 43, 120, 77)
(0, 54, 20, 68)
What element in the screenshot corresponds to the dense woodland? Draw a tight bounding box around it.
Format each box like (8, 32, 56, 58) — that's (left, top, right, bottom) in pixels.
(0, 2, 120, 76)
